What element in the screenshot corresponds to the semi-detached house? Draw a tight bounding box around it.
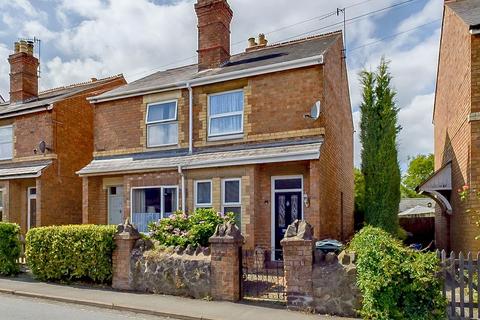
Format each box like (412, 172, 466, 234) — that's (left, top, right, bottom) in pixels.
(78, 0, 354, 260)
(0, 40, 125, 234)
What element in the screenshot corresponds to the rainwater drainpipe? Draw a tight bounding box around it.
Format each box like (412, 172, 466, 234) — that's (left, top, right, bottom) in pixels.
(187, 82, 193, 154)
(178, 165, 186, 213)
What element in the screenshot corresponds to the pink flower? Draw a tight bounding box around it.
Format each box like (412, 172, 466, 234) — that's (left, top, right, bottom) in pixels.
(463, 185, 470, 191)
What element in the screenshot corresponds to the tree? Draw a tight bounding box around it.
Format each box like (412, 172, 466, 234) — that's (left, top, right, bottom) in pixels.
(401, 154, 434, 198)
(354, 168, 366, 230)
(359, 58, 401, 236)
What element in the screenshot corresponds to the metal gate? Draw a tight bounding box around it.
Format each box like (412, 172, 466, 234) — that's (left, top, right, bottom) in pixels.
(241, 247, 286, 303)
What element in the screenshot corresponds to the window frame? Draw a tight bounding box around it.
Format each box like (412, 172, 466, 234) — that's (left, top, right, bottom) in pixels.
(130, 185, 179, 232)
(221, 178, 242, 226)
(0, 125, 13, 161)
(194, 180, 213, 208)
(207, 89, 244, 138)
(146, 100, 179, 148)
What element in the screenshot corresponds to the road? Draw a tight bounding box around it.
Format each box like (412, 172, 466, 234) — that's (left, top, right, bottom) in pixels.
(0, 294, 170, 320)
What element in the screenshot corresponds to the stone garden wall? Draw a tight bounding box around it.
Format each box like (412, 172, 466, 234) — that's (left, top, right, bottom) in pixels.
(130, 240, 212, 299)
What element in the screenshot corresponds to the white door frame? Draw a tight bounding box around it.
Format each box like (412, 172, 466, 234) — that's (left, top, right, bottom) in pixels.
(27, 187, 37, 230)
(270, 175, 304, 260)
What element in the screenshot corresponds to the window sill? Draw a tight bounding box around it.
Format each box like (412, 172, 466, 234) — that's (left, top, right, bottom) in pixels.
(207, 134, 244, 142)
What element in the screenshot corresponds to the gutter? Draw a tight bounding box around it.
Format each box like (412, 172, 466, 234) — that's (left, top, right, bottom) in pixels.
(89, 55, 325, 103)
(0, 104, 53, 120)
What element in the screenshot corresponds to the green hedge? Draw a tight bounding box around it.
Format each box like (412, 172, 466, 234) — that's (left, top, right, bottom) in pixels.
(26, 225, 116, 283)
(349, 226, 446, 320)
(0, 222, 21, 275)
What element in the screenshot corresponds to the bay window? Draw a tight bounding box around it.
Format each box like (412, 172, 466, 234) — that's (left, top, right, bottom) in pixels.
(208, 90, 244, 138)
(131, 186, 178, 233)
(222, 178, 241, 227)
(146, 100, 178, 147)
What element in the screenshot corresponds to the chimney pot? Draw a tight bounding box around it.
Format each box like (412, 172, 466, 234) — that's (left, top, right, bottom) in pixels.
(258, 33, 268, 46)
(248, 37, 257, 48)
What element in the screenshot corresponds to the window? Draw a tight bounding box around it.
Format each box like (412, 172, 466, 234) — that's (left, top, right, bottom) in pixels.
(146, 100, 178, 147)
(0, 126, 13, 160)
(131, 186, 178, 233)
(195, 180, 212, 208)
(208, 90, 244, 137)
(222, 178, 241, 227)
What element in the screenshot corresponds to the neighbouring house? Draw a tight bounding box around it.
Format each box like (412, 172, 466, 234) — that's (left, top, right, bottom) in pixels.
(398, 198, 435, 247)
(0, 40, 126, 234)
(78, 0, 354, 260)
(418, 0, 480, 252)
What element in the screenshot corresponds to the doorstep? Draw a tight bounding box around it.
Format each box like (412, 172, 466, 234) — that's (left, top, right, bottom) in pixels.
(0, 274, 356, 320)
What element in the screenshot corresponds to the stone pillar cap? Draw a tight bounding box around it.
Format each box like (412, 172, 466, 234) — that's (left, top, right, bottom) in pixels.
(281, 220, 314, 243)
(209, 222, 244, 244)
(115, 218, 141, 240)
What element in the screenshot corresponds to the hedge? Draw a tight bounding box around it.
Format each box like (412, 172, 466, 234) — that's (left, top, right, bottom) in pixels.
(349, 226, 446, 320)
(26, 225, 116, 283)
(0, 222, 21, 275)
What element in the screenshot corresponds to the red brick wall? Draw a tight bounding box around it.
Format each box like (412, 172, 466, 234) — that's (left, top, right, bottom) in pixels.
(14, 111, 54, 158)
(434, 6, 473, 252)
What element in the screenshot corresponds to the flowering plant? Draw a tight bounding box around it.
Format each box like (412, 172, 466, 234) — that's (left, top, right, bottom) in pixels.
(148, 208, 234, 248)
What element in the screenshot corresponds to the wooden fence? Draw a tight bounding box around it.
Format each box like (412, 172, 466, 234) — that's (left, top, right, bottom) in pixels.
(438, 250, 480, 319)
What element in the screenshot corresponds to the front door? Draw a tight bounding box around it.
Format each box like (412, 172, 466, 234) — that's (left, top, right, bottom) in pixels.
(108, 186, 124, 225)
(27, 187, 37, 230)
(272, 177, 303, 260)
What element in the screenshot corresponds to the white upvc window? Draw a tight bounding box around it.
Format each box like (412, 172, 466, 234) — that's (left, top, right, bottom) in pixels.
(208, 90, 244, 138)
(0, 125, 13, 160)
(146, 100, 178, 147)
(195, 180, 212, 208)
(222, 178, 241, 227)
(131, 186, 178, 233)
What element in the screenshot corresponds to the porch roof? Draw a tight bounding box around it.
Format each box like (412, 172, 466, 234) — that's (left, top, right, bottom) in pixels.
(416, 162, 452, 214)
(0, 160, 51, 180)
(77, 139, 322, 176)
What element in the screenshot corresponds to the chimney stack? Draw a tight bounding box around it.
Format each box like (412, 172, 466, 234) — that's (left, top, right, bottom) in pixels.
(195, 0, 233, 71)
(8, 40, 39, 103)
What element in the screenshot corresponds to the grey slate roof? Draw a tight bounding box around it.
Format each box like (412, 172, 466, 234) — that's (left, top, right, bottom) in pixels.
(447, 0, 480, 28)
(78, 139, 322, 176)
(93, 31, 342, 101)
(0, 75, 124, 117)
(399, 198, 434, 213)
(0, 160, 51, 179)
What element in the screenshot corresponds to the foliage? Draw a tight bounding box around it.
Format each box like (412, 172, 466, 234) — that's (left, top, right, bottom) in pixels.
(26, 225, 117, 283)
(458, 185, 480, 239)
(148, 208, 234, 248)
(401, 154, 434, 198)
(349, 226, 446, 320)
(359, 57, 401, 236)
(0, 222, 21, 276)
(354, 168, 366, 230)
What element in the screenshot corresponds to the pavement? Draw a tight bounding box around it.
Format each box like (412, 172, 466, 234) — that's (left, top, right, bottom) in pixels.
(0, 274, 356, 320)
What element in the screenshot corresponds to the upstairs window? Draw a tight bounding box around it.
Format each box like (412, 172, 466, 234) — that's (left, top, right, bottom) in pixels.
(0, 125, 13, 160)
(146, 100, 178, 147)
(208, 90, 244, 138)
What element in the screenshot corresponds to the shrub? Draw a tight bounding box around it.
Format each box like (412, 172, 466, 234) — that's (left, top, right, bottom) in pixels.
(0, 222, 21, 276)
(349, 226, 446, 320)
(26, 224, 116, 283)
(148, 208, 234, 248)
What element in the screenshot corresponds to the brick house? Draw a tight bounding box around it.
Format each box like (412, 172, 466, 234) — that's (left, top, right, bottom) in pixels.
(79, 0, 353, 259)
(0, 40, 126, 234)
(418, 0, 480, 252)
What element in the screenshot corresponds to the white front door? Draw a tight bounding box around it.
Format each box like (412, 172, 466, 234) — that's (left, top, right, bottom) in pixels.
(27, 187, 37, 230)
(108, 186, 124, 225)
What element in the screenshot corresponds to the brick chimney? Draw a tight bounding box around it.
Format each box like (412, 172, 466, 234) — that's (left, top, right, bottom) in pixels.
(8, 40, 39, 103)
(195, 0, 233, 71)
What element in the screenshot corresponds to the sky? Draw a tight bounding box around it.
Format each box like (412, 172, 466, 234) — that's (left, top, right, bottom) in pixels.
(0, 0, 443, 170)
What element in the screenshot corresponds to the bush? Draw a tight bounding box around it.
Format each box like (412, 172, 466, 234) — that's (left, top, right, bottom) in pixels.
(26, 225, 116, 283)
(0, 222, 21, 275)
(349, 226, 446, 320)
(148, 208, 234, 248)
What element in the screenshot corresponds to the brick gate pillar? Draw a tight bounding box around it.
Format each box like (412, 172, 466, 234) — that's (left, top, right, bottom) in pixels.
(209, 222, 244, 302)
(112, 219, 140, 290)
(281, 220, 314, 310)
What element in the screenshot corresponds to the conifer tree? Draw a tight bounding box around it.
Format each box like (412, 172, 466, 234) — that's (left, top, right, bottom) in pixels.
(359, 58, 401, 235)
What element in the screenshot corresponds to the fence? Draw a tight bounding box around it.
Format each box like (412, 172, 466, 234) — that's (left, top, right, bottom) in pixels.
(438, 250, 480, 319)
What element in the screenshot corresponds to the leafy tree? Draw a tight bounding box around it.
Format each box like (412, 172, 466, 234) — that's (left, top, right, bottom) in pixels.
(354, 168, 365, 230)
(401, 154, 434, 198)
(359, 58, 401, 236)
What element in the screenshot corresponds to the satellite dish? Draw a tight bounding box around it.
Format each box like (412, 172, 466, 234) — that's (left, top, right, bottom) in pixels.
(304, 101, 321, 120)
(39, 141, 47, 153)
